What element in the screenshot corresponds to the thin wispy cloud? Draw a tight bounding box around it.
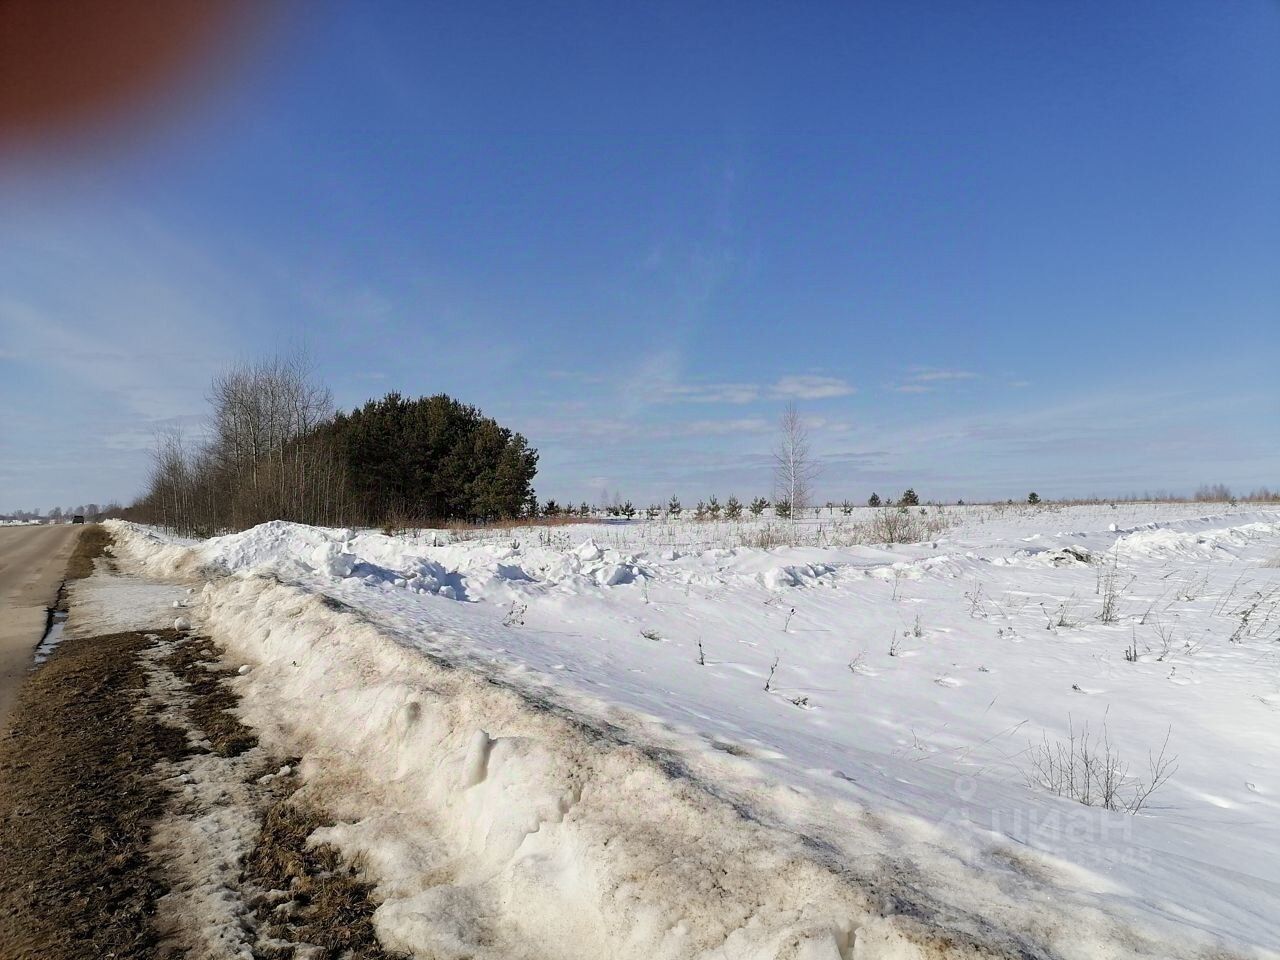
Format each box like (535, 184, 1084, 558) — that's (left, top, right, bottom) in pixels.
(675, 418, 771, 437)
(650, 375, 854, 405)
(544, 370, 608, 384)
(889, 368, 981, 393)
(522, 413, 772, 445)
(655, 382, 761, 404)
(770, 375, 855, 399)
(912, 368, 980, 382)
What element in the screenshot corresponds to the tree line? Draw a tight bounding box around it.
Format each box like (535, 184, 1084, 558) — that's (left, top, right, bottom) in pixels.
(131, 355, 537, 536)
(0, 503, 121, 522)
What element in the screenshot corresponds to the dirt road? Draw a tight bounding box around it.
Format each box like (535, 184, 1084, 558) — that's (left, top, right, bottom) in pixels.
(0, 524, 81, 729)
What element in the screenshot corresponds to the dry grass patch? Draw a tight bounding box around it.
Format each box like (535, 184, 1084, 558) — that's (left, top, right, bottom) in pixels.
(245, 800, 402, 959)
(64, 523, 114, 580)
(163, 638, 258, 757)
(445, 514, 595, 533)
(0, 629, 187, 960)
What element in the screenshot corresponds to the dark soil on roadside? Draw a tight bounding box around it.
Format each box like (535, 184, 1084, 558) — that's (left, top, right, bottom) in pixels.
(0, 616, 398, 960)
(0, 629, 186, 960)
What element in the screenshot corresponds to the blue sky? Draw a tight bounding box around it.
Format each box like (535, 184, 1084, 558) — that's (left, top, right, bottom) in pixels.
(2, 0, 1277, 511)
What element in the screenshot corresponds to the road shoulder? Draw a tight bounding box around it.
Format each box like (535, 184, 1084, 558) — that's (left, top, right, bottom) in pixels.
(0, 536, 398, 959)
(0, 628, 187, 959)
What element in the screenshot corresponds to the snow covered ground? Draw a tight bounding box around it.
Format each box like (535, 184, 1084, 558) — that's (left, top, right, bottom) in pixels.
(107, 503, 1280, 959)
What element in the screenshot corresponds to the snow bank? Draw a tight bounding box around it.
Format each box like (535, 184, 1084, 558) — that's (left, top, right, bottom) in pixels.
(174, 576, 985, 960)
(126, 519, 657, 604)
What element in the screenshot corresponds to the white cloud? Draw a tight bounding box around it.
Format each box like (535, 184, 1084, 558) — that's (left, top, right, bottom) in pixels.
(770, 375, 855, 399)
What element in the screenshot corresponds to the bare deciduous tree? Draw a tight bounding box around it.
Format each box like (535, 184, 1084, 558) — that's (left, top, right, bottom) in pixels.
(207, 352, 337, 527)
(203, 352, 344, 529)
(147, 426, 194, 533)
(140, 352, 348, 536)
(772, 401, 817, 541)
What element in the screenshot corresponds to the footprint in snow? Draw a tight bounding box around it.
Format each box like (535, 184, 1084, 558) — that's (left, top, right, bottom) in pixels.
(934, 676, 963, 688)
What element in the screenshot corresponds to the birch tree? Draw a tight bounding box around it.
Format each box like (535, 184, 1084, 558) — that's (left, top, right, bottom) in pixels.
(772, 401, 817, 541)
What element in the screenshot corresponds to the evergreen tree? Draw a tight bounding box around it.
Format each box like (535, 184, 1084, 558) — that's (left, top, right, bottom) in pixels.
(622, 500, 636, 519)
(543, 499, 561, 517)
(749, 496, 768, 517)
(707, 495, 721, 520)
(841, 500, 853, 515)
(331, 392, 537, 522)
(668, 496, 682, 518)
(694, 499, 708, 521)
(1028, 492, 1041, 504)
(867, 492, 881, 507)
(724, 495, 743, 520)
(775, 498, 792, 519)
(900, 488, 920, 506)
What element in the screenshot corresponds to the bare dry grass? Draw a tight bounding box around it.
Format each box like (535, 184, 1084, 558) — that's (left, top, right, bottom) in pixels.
(0, 629, 187, 959)
(64, 523, 113, 580)
(244, 800, 403, 959)
(1024, 719, 1177, 814)
(163, 638, 258, 757)
(446, 514, 596, 532)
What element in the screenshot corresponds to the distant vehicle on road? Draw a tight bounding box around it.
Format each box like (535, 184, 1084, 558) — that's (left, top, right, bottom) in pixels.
(71, 515, 85, 524)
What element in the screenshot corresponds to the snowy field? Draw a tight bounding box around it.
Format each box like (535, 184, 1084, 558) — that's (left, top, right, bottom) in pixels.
(108, 503, 1280, 959)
